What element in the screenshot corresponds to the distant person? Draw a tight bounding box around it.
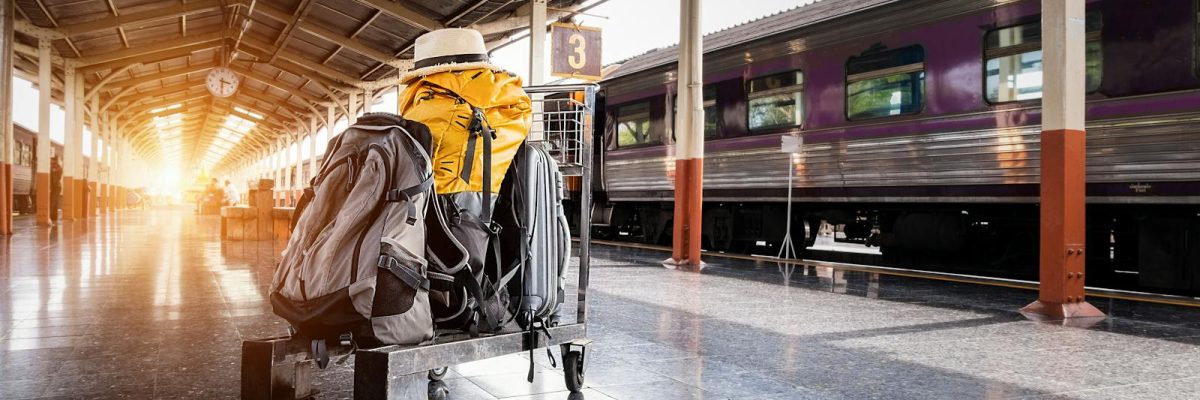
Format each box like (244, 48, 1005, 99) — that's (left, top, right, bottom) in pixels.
(223, 180, 240, 206)
(50, 157, 62, 220)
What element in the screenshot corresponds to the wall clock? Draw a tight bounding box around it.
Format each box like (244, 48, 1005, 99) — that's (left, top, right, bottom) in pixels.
(206, 67, 240, 98)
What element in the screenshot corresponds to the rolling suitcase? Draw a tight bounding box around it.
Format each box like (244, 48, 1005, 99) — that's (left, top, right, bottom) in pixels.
(515, 143, 570, 326)
(493, 142, 572, 381)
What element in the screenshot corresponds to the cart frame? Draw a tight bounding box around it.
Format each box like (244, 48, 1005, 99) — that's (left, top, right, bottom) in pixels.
(241, 83, 598, 400)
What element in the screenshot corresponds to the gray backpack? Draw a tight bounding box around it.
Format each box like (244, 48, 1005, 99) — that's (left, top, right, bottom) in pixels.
(271, 113, 453, 353)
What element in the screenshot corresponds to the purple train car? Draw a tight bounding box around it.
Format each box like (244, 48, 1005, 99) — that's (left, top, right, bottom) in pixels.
(588, 0, 1200, 296)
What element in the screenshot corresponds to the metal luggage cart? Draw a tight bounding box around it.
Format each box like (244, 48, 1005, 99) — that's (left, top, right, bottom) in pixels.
(241, 84, 598, 400)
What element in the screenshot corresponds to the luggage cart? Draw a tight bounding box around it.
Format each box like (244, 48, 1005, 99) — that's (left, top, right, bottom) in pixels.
(241, 84, 598, 400)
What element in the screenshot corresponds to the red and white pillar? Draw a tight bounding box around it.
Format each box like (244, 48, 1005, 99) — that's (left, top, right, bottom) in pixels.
(669, 0, 704, 268)
(1021, 0, 1104, 320)
(35, 40, 53, 225)
(0, 0, 13, 235)
(63, 69, 79, 221)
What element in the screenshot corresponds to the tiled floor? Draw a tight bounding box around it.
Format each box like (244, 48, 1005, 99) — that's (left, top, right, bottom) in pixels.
(2, 207, 1200, 399)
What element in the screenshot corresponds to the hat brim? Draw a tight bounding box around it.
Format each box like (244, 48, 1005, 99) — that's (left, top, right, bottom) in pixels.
(400, 61, 508, 84)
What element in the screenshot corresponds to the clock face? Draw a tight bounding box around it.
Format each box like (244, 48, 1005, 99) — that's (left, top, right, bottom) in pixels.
(206, 67, 240, 98)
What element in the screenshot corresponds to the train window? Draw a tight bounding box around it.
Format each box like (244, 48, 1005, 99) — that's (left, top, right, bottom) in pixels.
(615, 102, 654, 147)
(671, 85, 720, 139)
(984, 13, 1102, 103)
(18, 143, 31, 167)
(703, 86, 719, 138)
(747, 70, 803, 130)
(845, 45, 925, 120)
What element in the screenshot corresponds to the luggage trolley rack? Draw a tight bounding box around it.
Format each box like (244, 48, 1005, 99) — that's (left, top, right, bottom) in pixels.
(240, 84, 598, 400)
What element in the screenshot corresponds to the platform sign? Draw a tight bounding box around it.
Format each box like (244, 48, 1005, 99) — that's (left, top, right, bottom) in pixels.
(551, 23, 602, 81)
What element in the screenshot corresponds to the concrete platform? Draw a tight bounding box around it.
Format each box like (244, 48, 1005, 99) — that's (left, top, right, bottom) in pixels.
(2, 208, 1200, 399)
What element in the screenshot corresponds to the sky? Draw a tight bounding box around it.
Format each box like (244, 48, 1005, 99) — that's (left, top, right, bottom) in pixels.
(489, 0, 817, 83)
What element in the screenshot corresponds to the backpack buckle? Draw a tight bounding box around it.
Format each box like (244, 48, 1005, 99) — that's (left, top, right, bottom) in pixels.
(486, 221, 502, 235)
(377, 254, 396, 268)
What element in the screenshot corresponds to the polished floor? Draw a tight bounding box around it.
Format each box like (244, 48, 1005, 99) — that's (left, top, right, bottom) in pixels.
(2, 207, 1200, 399)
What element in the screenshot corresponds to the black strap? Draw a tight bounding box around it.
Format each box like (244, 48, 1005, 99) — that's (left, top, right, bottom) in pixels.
(460, 124, 478, 184)
(414, 53, 489, 69)
(290, 187, 315, 231)
(477, 107, 494, 224)
(460, 271, 499, 335)
(377, 255, 430, 291)
(384, 177, 434, 225)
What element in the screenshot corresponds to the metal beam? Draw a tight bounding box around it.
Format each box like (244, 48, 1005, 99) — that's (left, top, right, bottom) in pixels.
(84, 63, 140, 103)
(57, 0, 222, 37)
(472, 1, 594, 35)
(101, 62, 218, 112)
(352, 0, 443, 31)
(235, 39, 359, 92)
(14, 19, 63, 40)
(105, 60, 217, 91)
(251, 2, 409, 69)
(13, 42, 64, 65)
(227, 64, 328, 108)
(233, 86, 309, 120)
(112, 79, 207, 110)
(298, 21, 412, 69)
(79, 39, 224, 74)
(116, 93, 209, 125)
(76, 30, 224, 67)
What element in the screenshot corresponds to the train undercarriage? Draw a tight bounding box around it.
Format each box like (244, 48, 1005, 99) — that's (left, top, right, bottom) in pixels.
(570, 198, 1200, 297)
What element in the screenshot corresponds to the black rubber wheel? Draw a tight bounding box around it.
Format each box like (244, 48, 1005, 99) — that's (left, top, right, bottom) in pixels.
(428, 380, 449, 400)
(428, 367, 449, 381)
(563, 350, 585, 393)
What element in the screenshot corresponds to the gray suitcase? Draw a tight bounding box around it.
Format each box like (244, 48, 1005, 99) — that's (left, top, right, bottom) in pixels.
(518, 143, 570, 324)
(495, 142, 570, 329)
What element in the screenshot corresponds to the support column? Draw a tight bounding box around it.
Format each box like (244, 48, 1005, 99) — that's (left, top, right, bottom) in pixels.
(347, 93, 359, 125)
(0, 0, 13, 235)
(669, 0, 704, 268)
(309, 118, 318, 181)
(528, 0, 547, 86)
(35, 40, 52, 225)
(527, 0, 547, 142)
(1021, 0, 1104, 321)
(107, 119, 116, 212)
(73, 73, 86, 219)
(284, 139, 293, 206)
(63, 67, 78, 220)
(89, 96, 100, 217)
(327, 104, 335, 138)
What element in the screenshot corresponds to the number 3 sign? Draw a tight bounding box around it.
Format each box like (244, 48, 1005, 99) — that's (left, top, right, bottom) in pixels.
(551, 23, 602, 81)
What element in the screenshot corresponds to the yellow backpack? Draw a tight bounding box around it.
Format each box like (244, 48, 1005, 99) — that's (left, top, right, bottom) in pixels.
(399, 68, 531, 195)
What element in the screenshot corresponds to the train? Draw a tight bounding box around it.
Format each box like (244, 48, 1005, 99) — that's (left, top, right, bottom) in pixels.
(578, 0, 1200, 297)
(11, 123, 65, 215)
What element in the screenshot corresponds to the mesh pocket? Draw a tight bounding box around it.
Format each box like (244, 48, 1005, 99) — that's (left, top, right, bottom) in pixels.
(372, 266, 418, 317)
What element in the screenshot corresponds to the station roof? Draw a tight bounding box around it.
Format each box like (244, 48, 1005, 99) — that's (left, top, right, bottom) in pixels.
(10, 0, 589, 172)
(604, 0, 896, 81)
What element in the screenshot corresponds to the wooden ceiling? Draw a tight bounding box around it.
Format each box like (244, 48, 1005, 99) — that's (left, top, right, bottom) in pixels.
(10, 0, 590, 172)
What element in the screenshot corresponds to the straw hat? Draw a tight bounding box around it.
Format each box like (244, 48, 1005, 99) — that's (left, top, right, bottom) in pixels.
(400, 28, 506, 83)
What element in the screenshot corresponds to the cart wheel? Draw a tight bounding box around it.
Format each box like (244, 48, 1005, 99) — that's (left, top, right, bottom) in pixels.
(428, 380, 449, 400)
(428, 367, 449, 381)
(563, 350, 585, 393)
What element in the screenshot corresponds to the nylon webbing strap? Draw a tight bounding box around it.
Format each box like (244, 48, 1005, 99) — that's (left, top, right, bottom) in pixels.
(460, 124, 478, 184)
(377, 254, 430, 291)
(480, 107, 493, 224)
(384, 176, 432, 202)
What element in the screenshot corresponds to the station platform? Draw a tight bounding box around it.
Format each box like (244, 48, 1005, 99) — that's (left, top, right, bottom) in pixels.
(2, 208, 1200, 399)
